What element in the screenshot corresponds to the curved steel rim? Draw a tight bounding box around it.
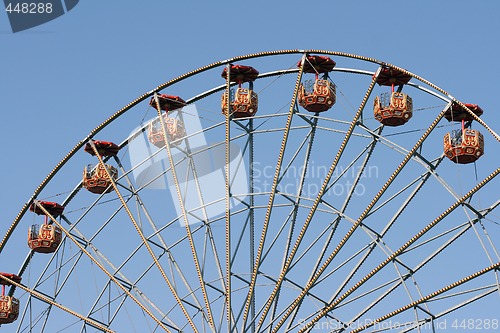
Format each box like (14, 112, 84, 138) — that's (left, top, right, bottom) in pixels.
(1, 48, 498, 267)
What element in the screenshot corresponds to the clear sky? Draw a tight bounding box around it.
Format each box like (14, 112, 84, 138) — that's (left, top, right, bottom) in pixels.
(1, 1, 499, 332)
(1, 1, 499, 223)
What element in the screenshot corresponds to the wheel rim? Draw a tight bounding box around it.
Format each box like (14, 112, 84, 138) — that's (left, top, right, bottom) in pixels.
(0, 50, 498, 333)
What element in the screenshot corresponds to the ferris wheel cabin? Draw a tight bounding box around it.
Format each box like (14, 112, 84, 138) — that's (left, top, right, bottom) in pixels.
(444, 103, 483, 122)
(297, 55, 336, 112)
(0, 273, 21, 325)
(83, 140, 120, 194)
(83, 164, 119, 194)
(149, 93, 186, 112)
(83, 140, 120, 157)
(373, 66, 413, 126)
(221, 64, 259, 118)
(147, 94, 187, 148)
(148, 114, 186, 149)
(28, 201, 64, 253)
(443, 103, 485, 164)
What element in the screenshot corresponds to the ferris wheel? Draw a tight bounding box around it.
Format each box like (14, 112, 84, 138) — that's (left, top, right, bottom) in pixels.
(0, 49, 499, 333)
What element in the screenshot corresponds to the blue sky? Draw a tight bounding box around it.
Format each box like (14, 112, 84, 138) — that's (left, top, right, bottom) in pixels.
(1, 1, 499, 332)
(1, 1, 499, 219)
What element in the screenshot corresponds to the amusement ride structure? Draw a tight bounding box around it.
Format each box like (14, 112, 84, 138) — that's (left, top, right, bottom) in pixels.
(0, 50, 498, 332)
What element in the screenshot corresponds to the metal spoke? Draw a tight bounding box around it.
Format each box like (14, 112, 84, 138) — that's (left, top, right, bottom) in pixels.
(348, 262, 500, 333)
(283, 128, 383, 332)
(331, 156, 445, 303)
(337, 203, 499, 333)
(114, 156, 207, 308)
(261, 66, 382, 333)
(87, 140, 197, 333)
(298, 167, 500, 333)
(152, 93, 216, 332)
(30, 200, 172, 332)
(1, 50, 497, 333)
(0, 274, 115, 333)
(267, 115, 319, 329)
(248, 118, 256, 333)
(271, 100, 452, 333)
(241, 53, 307, 331)
(175, 111, 229, 306)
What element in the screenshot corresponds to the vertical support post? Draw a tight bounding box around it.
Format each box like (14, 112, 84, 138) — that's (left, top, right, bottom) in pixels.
(225, 63, 233, 333)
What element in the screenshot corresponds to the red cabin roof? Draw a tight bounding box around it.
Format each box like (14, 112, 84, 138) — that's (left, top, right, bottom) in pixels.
(298, 55, 336, 74)
(29, 201, 64, 217)
(376, 66, 412, 86)
(221, 64, 259, 83)
(84, 140, 120, 157)
(0, 273, 21, 286)
(444, 103, 484, 122)
(149, 94, 186, 111)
